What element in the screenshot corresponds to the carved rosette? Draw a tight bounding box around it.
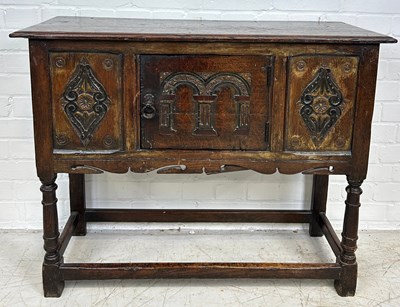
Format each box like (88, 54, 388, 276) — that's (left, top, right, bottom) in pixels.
(158, 72, 251, 135)
(55, 133, 70, 146)
(61, 59, 110, 146)
(299, 68, 344, 145)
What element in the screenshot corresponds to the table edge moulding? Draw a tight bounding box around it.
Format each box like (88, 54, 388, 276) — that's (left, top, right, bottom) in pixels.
(9, 16, 397, 297)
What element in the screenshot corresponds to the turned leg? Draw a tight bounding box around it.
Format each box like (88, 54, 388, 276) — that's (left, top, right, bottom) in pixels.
(41, 175, 65, 297)
(309, 174, 329, 237)
(334, 177, 362, 297)
(69, 174, 87, 236)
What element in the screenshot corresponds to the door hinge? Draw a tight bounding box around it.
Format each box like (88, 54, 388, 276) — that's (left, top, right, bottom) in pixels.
(265, 121, 270, 144)
(266, 66, 273, 89)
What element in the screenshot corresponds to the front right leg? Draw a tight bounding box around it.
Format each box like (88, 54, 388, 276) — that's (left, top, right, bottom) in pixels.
(334, 177, 362, 297)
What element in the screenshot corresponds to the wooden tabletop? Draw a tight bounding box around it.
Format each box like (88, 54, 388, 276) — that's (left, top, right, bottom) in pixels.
(10, 16, 397, 44)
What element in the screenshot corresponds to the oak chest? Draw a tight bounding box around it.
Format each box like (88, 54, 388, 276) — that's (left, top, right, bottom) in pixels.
(10, 17, 397, 297)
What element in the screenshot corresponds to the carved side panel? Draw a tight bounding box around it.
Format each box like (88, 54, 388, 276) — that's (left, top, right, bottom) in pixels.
(50, 52, 123, 152)
(61, 59, 110, 146)
(299, 68, 344, 145)
(285, 55, 359, 152)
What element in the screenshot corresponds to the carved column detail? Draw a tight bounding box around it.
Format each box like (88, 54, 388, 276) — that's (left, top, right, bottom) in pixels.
(236, 101, 250, 131)
(159, 99, 174, 133)
(195, 100, 215, 134)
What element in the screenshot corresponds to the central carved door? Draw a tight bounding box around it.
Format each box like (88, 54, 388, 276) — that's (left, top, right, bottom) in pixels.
(140, 55, 272, 150)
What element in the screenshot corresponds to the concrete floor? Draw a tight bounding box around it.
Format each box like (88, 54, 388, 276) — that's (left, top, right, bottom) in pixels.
(0, 227, 399, 306)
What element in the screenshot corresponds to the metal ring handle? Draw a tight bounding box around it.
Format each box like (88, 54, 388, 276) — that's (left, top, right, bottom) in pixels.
(141, 93, 156, 119)
(141, 104, 156, 119)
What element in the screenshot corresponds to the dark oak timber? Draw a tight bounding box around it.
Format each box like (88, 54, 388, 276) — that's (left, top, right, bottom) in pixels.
(60, 262, 341, 280)
(58, 212, 78, 257)
(10, 16, 396, 298)
(320, 212, 342, 257)
(85, 209, 312, 223)
(335, 178, 363, 296)
(69, 174, 86, 236)
(309, 175, 329, 236)
(10, 17, 396, 44)
(40, 176, 64, 297)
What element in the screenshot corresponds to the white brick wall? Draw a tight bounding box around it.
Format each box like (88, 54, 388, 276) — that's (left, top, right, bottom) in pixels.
(0, 1, 399, 230)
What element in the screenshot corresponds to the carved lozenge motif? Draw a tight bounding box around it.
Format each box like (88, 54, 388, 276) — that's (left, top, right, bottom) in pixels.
(62, 59, 110, 146)
(299, 68, 344, 145)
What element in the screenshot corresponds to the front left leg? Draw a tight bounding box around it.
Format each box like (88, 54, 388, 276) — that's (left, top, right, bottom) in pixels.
(41, 175, 65, 297)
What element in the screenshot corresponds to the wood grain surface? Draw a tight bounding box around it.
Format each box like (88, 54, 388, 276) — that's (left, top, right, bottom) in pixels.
(10, 16, 397, 44)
